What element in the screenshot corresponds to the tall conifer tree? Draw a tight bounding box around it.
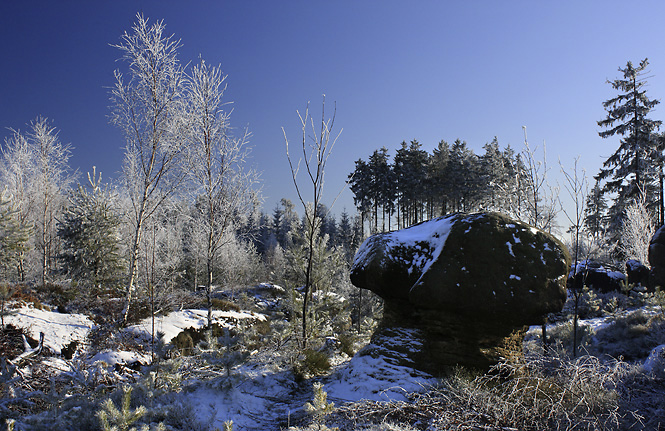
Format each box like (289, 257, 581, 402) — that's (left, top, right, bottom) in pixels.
(597, 58, 662, 234)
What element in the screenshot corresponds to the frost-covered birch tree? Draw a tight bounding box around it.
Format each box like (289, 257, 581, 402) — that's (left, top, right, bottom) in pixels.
(29, 117, 74, 285)
(520, 127, 558, 232)
(186, 59, 258, 328)
(110, 14, 188, 325)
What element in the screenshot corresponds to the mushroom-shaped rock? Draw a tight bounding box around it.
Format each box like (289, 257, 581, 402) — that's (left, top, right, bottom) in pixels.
(351, 212, 570, 371)
(650, 225, 665, 290)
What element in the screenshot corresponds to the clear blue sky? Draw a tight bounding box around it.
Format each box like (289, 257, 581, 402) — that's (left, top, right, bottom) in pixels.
(2, 1, 665, 230)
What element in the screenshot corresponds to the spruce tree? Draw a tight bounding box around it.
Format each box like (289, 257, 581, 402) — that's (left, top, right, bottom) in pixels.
(447, 139, 480, 212)
(480, 137, 509, 211)
(336, 209, 355, 263)
(57, 169, 123, 290)
(428, 140, 451, 216)
(597, 58, 662, 233)
(367, 147, 393, 232)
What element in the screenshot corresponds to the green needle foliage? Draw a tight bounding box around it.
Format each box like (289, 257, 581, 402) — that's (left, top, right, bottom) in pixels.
(57, 168, 124, 291)
(304, 382, 335, 429)
(97, 385, 166, 431)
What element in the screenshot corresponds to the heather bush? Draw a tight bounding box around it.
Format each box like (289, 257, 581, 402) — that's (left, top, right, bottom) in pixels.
(589, 310, 665, 360)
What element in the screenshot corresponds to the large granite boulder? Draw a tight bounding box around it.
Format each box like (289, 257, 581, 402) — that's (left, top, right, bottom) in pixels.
(626, 259, 649, 288)
(650, 225, 665, 290)
(567, 260, 626, 293)
(351, 212, 570, 371)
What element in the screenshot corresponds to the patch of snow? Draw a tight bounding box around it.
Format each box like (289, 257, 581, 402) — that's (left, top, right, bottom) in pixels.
(90, 350, 151, 367)
(256, 282, 285, 293)
(326, 353, 435, 403)
(4, 306, 94, 355)
(510, 274, 521, 281)
(126, 309, 266, 344)
(607, 271, 625, 280)
(354, 215, 456, 287)
(506, 241, 514, 256)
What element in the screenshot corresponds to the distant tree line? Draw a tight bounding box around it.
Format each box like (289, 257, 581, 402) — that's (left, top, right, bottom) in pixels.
(348, 137, 557, 235)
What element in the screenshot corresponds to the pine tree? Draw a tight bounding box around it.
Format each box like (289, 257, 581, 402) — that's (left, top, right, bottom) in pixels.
(597, 58, 662, 231)
(367, 147, 393, 232)
(348, 159, 372, 236)
(57, 169, 123, 290)
(426, 140, 451, 217)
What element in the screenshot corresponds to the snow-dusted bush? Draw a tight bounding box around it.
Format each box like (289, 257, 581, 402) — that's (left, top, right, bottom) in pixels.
(619, 195, 655, 264)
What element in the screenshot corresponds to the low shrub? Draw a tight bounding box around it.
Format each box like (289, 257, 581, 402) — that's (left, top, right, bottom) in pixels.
(337, 333, 355, 357)
(590, 310, 665, 360)
(211, 298, 241, 312)
(302, 349, 331, 376)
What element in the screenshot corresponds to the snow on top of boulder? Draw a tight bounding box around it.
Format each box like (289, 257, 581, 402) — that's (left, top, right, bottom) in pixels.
(90, 350, 150, 367)
(126, 309, 266, 344)
(353, 214, 456, 278)
(569, 260, 626, 280)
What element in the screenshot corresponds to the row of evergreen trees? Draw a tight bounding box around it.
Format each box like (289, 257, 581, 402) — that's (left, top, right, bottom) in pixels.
(250, 199, 363, 265)
(348, 137, 552, 234)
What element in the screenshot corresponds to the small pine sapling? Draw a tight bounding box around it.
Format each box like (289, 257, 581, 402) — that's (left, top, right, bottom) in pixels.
(97, 385, 168, 431)
(304, 382, 335, 430)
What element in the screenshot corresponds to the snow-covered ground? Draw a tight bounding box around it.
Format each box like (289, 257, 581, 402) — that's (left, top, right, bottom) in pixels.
(4, 304, 438, 430)
(6, 301, 664, 430)
(4, 305, 94, 355)
(126, 308, 266, 344)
